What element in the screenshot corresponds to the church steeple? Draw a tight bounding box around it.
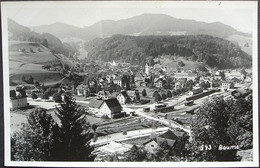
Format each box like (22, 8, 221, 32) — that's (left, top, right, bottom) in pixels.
(145, 63, 150, 75)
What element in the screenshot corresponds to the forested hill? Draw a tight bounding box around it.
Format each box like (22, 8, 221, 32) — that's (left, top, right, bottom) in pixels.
(8, 19, 77, 57)
(85, 35, 251, 69)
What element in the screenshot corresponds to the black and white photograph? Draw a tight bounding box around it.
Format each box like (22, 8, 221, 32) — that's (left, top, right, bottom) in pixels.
(1, 1, 258, 167)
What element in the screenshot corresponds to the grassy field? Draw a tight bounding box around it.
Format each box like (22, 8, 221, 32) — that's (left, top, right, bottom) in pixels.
(227, 34, 252, 56)
(9, 51, 55, 72)
(155, 57, 202, 71)
(10, 72, 63, 85)
(8, 41, 63, 84)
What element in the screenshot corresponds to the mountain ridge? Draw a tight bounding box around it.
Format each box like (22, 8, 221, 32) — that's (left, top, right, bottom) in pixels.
(8, 18, 78, 57)
(30, 13, 251, 41)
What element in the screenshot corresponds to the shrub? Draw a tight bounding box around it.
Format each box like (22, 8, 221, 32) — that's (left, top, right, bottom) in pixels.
(31, 92, 38, 100)
(52, 93, 62, 103)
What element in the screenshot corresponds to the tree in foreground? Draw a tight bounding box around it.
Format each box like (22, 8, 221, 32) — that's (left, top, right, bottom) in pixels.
(124, 145, 147, 161)
(227, 97, 253, 150)
(11, 108, 59, 161)
(55, 94, 94, 161)
(189, 96, 238, 161)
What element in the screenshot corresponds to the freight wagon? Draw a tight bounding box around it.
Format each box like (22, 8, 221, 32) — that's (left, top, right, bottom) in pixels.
(186, 89, 220, 101)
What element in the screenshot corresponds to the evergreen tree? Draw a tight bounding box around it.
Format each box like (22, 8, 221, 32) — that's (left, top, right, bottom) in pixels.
(41, 83, 46, 92)
(161, 93, 167, 100)
(167, 91, 172, 98)
(153, 91, 159, 97)
(55, 94, 94, 161)
(135, 90, 140, 102)
(41, 38, 48, 48)
(142, 89, 147, 97)
(154, 93, 162, 102)
(172, 90, 177, 96)
(28, 75, 34, 84)
(42, 91, 50, 100)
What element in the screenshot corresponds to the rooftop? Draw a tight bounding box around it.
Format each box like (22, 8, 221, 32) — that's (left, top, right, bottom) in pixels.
(88, 99, 103, 108)
(76, 84, 88, 90)
(104, 98, 122, 109)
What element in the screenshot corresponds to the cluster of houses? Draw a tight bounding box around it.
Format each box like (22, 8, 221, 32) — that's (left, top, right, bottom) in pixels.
(144, 63, 251, 91)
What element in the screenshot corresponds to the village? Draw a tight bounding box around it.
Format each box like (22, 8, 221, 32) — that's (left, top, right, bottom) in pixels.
(9, 56, 253, 161)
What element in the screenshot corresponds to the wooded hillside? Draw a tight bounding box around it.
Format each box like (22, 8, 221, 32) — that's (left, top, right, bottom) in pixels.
(85, 35, 251, 69)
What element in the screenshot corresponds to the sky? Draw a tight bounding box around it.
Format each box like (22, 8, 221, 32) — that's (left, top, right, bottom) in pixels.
(2, 1, 257, 34)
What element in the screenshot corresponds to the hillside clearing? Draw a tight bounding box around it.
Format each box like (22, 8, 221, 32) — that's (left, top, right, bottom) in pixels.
(155, 57, 202, 71)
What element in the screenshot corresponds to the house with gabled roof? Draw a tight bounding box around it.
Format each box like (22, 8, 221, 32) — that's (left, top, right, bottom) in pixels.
(113, 76, 122, 87)
(221, 81, 234, 91)
(76, 84, 89, 96)
(225, 71, 244, 81)
(10, 89, 28, 110)
(187, 73, 197, 81)
(175, 78, 187, 90)
(143, 129, 186, 154)
(97, 90, 112, 100)
(154, 78, 164, 88)
(88, 98, 125, 119)
(114, 90, 131, 105)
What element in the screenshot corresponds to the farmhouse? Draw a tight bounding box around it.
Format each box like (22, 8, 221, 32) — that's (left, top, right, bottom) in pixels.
(112, 90, 131, 105)
(187, 73, 197, 81)
(89, 98, 125, 119)
(97, 90, 112, 100)
(221, 81, 234, 91)
(10, 90, 28, 110)
(76, 84, 88, 96)
(225, 71, 244, 80)
(175, 78, 187, 90)
(144, 129, 186, 154)
(31, 88, 43, 97)
(154, 78, 164, 88)
(113, 76, 122, 87)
